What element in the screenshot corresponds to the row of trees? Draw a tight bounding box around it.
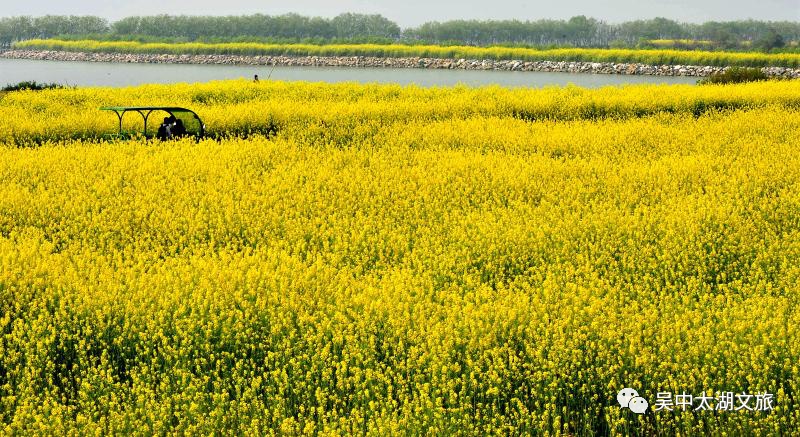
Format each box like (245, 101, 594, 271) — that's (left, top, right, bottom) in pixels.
(1, 14, 797, 50)
(111, 13, 401, 40)
(410, 17, 798, 50)
(0, 15, 108, 44)
(0, 14, 401, 46)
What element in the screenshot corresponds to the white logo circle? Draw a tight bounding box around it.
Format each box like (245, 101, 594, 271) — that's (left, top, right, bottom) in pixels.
(629, 396, 649, 414)
(617, 388, 639, 408)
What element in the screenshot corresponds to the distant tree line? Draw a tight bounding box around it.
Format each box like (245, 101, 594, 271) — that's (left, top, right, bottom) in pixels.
(111, 13, 401, 40)
(1, 14, 797, 51)
(0, 15, 108, 45)
(0, 14, 401, 46)
(409, 17, 798, 50)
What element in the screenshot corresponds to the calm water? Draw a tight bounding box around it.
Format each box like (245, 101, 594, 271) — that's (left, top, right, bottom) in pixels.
(0, 58, 699, 88)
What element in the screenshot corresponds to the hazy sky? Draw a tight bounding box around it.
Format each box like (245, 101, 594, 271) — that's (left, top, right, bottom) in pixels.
(3, 0, 798, 27)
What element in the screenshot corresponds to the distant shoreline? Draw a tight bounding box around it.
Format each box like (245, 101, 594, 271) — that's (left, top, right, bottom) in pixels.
(2, 49, 800, 79)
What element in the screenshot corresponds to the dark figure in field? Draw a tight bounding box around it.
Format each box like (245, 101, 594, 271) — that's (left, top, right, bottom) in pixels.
(171, 119, 187, 138)
(254, 74, 259, 82)
(156, 116, 172, 141)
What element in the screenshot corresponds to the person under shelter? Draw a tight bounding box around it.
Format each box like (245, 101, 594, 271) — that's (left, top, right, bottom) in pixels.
(171, 119, 187, 138)
(156, 116, 172, 141)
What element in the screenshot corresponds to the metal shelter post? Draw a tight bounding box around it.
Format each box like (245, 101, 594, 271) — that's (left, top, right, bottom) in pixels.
(135, 109, 155, 137)
(113, 110, 124, 135)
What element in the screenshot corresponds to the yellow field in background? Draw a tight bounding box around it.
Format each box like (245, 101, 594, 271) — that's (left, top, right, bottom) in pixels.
(14, 38, 800, 67)
(1, 80, 799, 434)
(1, 79, 800, 144)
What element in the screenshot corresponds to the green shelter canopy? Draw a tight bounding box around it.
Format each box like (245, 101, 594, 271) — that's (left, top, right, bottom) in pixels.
(100, 106, 205, 139)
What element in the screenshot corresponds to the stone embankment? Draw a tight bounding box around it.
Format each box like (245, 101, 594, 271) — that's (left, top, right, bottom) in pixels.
(2, 49, 799, 78)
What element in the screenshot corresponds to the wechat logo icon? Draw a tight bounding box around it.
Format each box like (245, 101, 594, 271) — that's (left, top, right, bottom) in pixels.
(618, 388, 648, 414)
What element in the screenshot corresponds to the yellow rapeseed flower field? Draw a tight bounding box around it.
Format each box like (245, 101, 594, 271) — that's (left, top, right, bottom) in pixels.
(0, 79, 799, 435)
(13, 38, 800, 67)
